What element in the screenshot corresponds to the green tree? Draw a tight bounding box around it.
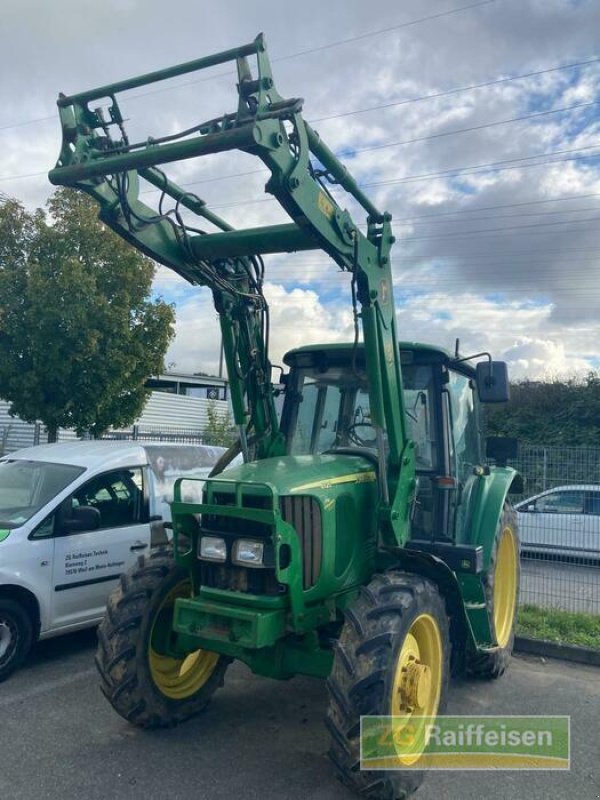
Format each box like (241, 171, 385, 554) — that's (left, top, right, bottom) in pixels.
(0, 190, 175, 440)
(202, 401, 236, 447)
(486, 373, 600, 446)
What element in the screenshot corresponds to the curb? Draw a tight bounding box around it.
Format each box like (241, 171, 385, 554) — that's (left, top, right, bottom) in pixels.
(515, 635, 600, 667)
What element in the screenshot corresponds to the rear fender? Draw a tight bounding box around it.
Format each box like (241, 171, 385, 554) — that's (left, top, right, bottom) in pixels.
(459, 467, 520, 571)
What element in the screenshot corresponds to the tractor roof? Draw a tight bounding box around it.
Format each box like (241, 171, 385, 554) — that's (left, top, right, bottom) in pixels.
(283, 342, 476, 376)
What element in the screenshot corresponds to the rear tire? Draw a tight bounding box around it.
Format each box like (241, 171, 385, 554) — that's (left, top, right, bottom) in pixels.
(0, 599, 33, 682)
(468, 503, 520, 679)
(326, 571, 450, 800)
(96, 548, 229, 728)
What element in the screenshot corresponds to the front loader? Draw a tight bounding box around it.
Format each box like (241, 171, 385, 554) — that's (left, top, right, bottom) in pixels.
(49, 34, 520, 799)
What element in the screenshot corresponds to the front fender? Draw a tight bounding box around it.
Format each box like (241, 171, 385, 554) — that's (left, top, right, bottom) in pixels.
(458, 467, 519, 571)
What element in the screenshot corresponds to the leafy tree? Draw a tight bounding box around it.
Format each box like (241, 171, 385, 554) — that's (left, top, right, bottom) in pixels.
(202, 401, 236, 447)
(0, 190, 175, 440)
(486, 373, 600, 446)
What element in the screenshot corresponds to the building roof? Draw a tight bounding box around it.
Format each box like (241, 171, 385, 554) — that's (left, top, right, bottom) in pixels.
(153, 371, 228, 387)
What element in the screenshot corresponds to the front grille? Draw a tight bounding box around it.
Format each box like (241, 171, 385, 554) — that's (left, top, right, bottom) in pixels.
(280, 495, 322, 589)
(199, 562, 284, 595)
(197, 489, 322, 593)
(202, 491, 272, 538)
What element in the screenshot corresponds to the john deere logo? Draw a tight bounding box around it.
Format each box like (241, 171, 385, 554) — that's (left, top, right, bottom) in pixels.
(318, 191, 335, 220)
(379, 280, 389, 305)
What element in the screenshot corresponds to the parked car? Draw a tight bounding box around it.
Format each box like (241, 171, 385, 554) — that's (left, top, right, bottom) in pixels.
(0, 440, 232, 681)
(515, 484, 600, 561)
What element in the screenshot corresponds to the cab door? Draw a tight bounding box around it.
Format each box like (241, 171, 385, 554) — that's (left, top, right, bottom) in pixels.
(443, 369, 481, 541)
(50, 467, 150, 629)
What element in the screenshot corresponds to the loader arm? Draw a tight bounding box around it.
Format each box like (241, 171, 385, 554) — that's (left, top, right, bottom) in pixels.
(48, 33, 415, 546)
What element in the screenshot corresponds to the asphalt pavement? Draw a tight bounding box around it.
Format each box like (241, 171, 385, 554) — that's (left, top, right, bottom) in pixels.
(1, 629, 599, 800)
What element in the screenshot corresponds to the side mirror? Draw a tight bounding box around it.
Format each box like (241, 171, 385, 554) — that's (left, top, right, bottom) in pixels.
(61, 505, 101, 533)
(486, 436, 519, 466)
(476, 361, 510, 403)
(527, 504, 536, 512)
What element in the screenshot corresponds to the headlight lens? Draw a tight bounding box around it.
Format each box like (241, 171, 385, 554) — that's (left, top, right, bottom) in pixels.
(198, 536, 227, 562)
(232, 539, 264, 567)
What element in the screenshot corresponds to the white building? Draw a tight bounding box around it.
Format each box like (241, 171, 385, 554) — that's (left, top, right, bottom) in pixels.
(0, 372, 230, 454)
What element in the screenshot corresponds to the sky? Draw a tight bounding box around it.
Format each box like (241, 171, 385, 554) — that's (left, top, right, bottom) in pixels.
(1, 0, 600, 381)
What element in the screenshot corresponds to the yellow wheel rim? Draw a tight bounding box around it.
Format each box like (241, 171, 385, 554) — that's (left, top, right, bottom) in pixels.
(149, 582, 219, 700)
(390, 613, 443, 766)
(493, 526, 518, 648)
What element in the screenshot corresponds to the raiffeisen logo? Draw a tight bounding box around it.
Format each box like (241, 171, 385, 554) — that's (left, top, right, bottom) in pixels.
(360, 715, 570, 770)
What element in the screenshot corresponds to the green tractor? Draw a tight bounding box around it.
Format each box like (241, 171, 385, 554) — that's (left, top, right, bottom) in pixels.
(49, 34, 520, 799)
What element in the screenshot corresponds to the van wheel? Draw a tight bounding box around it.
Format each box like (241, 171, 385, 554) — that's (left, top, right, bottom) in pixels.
(0, 599, 33, 682)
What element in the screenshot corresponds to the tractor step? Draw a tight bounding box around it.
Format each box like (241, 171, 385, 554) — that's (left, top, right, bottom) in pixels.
(404, 540, 484, 574)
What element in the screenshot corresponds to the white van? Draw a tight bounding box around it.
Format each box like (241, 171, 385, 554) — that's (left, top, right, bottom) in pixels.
(0, 440, 228, 681)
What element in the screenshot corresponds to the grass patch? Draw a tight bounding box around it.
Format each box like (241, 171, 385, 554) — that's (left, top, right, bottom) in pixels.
(517, 604, 600, 649)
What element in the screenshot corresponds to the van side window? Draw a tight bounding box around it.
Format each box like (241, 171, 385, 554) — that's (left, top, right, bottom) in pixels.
(71, 469, 144, 530)
(30, 514, 55, 539)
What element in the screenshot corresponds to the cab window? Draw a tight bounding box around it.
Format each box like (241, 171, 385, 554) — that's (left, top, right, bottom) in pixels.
(446, 371, 481, 483)
(287, 363, 437, 460)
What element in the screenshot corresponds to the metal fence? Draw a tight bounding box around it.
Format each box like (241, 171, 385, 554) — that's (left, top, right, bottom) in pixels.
(507, 446, 600, 645)
(98, 425, 207, 444)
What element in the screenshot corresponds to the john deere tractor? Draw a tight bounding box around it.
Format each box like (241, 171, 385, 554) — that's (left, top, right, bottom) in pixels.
(49, 34, 520, 799)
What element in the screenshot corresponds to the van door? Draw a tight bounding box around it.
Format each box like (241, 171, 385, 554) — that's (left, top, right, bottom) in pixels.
(50, 467, 150, 629)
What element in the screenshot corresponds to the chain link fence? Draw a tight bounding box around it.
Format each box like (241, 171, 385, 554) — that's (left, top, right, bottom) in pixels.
(507, 446, 600, 649)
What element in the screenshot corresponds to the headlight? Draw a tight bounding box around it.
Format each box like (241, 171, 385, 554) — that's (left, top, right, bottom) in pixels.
(198, 536, 226, 562)
(232, 539, 264, 567)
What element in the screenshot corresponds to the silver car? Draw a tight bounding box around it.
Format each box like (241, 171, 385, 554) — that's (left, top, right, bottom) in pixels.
(515, 484, 600, 560)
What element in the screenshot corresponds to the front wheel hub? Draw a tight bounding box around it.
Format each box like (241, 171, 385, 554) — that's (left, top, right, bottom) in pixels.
(401, 660, 432, 710)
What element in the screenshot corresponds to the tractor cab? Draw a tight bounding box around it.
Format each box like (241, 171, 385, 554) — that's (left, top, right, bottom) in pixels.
(281, 342, 506, 546)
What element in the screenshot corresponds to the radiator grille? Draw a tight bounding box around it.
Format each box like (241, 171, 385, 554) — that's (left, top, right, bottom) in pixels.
(280, 495, 322, 589)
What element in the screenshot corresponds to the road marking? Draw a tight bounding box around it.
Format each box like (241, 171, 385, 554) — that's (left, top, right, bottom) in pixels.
(0, 667, 96, 707)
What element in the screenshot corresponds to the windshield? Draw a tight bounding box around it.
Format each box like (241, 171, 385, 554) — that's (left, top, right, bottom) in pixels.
(286, 363, 438, 469)
(0, 459, 85, 528)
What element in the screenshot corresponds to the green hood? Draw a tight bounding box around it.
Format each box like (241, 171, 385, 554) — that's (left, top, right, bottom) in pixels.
(218, 453, 377, 496)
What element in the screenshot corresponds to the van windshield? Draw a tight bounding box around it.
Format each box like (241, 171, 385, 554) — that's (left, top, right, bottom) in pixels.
(0, 459, 85, 528)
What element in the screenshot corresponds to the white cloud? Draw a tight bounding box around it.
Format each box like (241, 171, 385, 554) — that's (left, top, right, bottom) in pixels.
(164, 281, 354, 376)
(501, 338, 593, 379)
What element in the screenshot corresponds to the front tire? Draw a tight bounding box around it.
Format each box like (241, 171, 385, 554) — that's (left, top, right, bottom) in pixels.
(96, 549, 229, 727)
(468, 503, 520, 679)
(327, 571, 450, 800)
(0, 598, 33, 682)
